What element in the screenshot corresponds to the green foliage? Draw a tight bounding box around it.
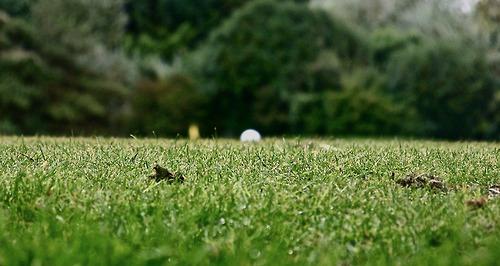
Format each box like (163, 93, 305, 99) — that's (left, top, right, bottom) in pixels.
(475, 0, 500, 83)
(124, 0, 310, 59)
(289, 67, 416, 136)
(397, 0, 483, 45)
(0, 5, 133, 135)
(324, 68, 415, 136)
(30, 0, 135, 83)
(477, 0, 500, 27)
(191, 0, 365, 135)
(0, 0, 33, 17)
(199, 0, 361, 94)
(385, 40, 498, 139)
(1, 0, 498, 139)
(289, 93, 326, 134)
(124, 0, 254, 59)
(476, 0, 500, 48)
(32, 0, 126, 51)
(315, 0, 418, 29)
(0, 18, 51, 133)
(129, 73, 205, 136)
(370, 27, 422, 65)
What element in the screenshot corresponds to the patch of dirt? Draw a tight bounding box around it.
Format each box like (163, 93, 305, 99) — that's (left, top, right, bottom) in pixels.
(149, 164, 185, 183)
(395, 173, 446, 191)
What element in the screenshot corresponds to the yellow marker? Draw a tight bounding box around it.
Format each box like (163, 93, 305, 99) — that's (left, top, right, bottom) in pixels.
(189, 124, 200, 140)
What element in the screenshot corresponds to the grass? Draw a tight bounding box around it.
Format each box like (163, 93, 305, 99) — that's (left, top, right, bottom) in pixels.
(0, 137, 499, 265)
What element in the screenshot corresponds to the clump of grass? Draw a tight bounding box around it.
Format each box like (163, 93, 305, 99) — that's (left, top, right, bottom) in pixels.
(0, 137, 498, 265)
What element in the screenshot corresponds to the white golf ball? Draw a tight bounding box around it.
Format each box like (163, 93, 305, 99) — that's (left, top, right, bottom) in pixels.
(240, 129, 262, 142)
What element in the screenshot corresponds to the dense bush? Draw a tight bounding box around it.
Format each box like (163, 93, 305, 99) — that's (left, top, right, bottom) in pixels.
(385, 40, 498, 139)
(1, 0, 498, 139)
(323, 67, 417, 136)
(0, 2, 133, 135)
(124, 0, 254, 60)
(476, 0, 500, 82)
(190, 0, 366, 135)
(315, 0, 418, 29)
(289, 67, 416, 137)
(289, 92, 326, 135)
(370, 27, 422, 65)
(476, 0, 500, 47)
(0, 0, 33, 17)
(0, 62, 43, 134)
(31, 0, 132, 74)
(129, 72, 205, 136)
(124, 0, 309, 60)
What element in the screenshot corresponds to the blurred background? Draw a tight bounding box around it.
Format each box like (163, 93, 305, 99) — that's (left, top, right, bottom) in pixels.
(0, 0, 498, 140)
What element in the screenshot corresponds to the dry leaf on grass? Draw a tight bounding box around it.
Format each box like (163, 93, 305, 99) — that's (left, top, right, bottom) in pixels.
(465, 197, 488, 209)
(149, 164, 185, 183)
(488, 185, 500, 198)
(395, 173, 446, 190)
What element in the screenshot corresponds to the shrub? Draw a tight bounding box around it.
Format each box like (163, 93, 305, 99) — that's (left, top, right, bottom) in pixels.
(323, 67, 416, 136)
(385, 40, 498, 139)
(129, 73, 205, 136)
(370, 27, 422, 65)
(289, 93, 326, 135)
(124, 0, 255, 60)
(0, 5, 133, 135)
(0, 0, 33, 17)
(190, 0, 366, 135)
(124, 0, 310, 59)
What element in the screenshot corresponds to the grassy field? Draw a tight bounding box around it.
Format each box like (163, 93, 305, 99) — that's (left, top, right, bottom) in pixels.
(0, 137, 498, 265)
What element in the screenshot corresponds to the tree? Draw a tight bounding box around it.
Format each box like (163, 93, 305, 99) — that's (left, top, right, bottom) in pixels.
(476, 0, 500, 32)
(311, 0, 418, 29)
(124, 0, 310, 60)
(128, 72, 206, 136)
(314, 0, 481, 43)
(0, 0, 33, 17)
(31, 0, 131, 76)
(0, 1, 136, 135)
(124, 0, 255, 60)
(385, 40, 498, 139)
(189, 0, 365, 135)
(475, 0, 500, 79)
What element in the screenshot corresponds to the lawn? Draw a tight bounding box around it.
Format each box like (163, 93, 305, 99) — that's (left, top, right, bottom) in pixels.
(0, 137, 498, 265)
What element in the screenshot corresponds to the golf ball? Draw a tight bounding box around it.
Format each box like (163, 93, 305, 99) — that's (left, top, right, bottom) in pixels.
(240, 129, 262, 142)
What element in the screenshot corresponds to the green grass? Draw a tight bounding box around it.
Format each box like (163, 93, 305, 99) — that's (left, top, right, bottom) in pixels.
(0, 137, 499, 265)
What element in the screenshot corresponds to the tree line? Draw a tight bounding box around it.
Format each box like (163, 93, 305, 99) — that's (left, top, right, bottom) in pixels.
(0, 0, 498, 139)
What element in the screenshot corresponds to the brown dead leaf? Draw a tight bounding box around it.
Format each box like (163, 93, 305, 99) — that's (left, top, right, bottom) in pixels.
(149, 164, 185, 183)
(396, 173, 446, 190)
(466, 197, 488, 209)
